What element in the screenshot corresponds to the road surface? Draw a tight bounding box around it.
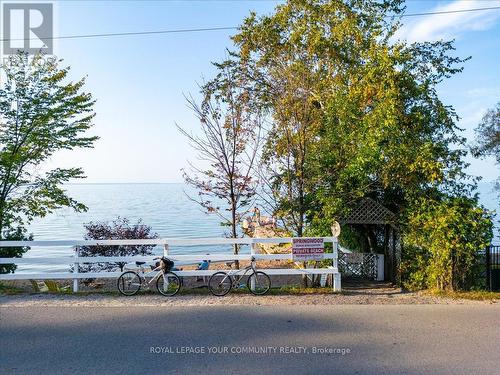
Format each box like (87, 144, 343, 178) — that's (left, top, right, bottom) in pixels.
(1, 304, 499, 374)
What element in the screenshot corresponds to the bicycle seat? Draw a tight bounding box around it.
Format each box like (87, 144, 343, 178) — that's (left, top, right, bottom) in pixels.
(135, 261, 146, 266)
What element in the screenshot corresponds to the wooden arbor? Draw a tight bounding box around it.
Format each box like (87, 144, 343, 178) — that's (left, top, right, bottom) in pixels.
(341, 198, 400, 283)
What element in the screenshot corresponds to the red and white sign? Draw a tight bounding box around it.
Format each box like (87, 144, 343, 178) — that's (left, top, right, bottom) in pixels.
(292, 238, 324, 261)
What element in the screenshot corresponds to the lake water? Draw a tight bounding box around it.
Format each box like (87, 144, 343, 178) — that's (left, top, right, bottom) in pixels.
(22, 183, 239, 273)
(13, 182, 500, 273)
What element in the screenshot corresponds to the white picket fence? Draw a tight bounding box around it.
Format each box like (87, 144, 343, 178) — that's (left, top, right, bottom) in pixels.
(0, 237, 341, 292)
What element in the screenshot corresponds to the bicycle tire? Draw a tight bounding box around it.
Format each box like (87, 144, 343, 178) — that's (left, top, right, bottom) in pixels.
(247, 271, 271, 295)
(208, 271, 233, 296)
(117, 271, 142, 296)
(156, 272, 182, 296)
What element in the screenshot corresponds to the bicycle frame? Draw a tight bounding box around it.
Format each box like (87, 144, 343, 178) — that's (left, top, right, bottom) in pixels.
(222, 263, 256, 288)
(125, 264, 165, 287)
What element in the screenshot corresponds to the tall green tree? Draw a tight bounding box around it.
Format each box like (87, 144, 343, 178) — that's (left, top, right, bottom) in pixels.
(0, 52, 97, 272)
(229, 0, 411, 234)
(204, 0, 493, 289)
(229, 1, 475, 216)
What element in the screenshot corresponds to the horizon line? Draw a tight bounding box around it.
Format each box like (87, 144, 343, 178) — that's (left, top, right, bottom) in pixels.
(64, 180, 499, 185)
(65, 182, 185, 184)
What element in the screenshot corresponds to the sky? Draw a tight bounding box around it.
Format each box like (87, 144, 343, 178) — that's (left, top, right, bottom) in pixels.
(5, 0, 500, 185)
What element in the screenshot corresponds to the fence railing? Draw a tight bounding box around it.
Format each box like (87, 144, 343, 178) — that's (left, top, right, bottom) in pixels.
(486, 245, 500, 291)
(0, 237, 341, 292)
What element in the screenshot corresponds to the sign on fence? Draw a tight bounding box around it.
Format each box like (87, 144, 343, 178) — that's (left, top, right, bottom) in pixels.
(292, 238, 324, 261)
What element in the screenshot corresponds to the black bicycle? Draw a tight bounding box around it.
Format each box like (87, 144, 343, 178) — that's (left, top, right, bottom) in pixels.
(208, 257, 271, 296)
(117, 257, 181, 296)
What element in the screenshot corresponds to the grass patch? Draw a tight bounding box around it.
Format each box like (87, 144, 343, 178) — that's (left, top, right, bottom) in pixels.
(0, 278, 337, 297)
(0, 281, 24, 295)
(425, 289, 500, 301)
(268, 285, 338, 295)
(58, 285, 337, 296)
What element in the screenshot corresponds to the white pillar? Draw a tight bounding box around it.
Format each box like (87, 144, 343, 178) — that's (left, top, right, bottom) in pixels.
(331, 238, 341, 291)
(72, 246, 79, 293)
(376, 254, 385, 281)
(332, 238, 339, 270)
(333, 273, 341, 292)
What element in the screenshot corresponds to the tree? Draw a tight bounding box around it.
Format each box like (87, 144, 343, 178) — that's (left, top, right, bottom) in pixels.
(204, 0, 493, 289)
(0, 52, 97, 273)
(230, 0, 409, 235)
(178, 66, 263, 263)
(473, 102, 500, 189)
(77, 217, 159, 274)
(230, 1, 478, 216)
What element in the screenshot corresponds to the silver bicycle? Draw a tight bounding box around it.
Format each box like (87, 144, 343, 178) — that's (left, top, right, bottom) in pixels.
(117, 257, 181, 296)
(208, 257, 271, 296)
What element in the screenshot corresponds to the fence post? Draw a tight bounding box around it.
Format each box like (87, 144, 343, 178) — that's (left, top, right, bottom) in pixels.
(332, 238, 341, 292)
(486, 246, 491, 291)
(332, 238, 338, 270)
(73, 246, 79, 293)
(250, 240, 257, 291)
(333, 273, 341, 292)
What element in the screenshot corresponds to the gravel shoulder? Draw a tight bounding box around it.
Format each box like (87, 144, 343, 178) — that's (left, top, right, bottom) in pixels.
(1, 283, 496, 307)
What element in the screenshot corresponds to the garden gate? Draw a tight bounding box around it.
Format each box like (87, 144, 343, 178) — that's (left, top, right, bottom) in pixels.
(486, 245, 500, 291)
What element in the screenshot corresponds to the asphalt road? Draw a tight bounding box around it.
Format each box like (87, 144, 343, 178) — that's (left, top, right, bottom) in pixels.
(1, 304, 499, 375)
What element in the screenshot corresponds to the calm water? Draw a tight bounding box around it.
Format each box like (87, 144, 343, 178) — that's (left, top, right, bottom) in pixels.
(15, 182, 500, 273)
(22, 183, 242, 273)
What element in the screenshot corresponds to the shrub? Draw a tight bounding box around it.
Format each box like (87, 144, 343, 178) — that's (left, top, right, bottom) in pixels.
(402, 197, 493, 291)
(77, 217, 159, 274)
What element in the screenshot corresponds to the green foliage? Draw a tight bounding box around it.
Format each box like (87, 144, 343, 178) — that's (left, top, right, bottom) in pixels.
(399, 244, 431, 291)
(194, 0, 493, 289)
(402, 197, 493, 291)
(231, 0, 407, 235)
(228, 0, 475, 233)
(337, 226, 366, 253)
(0, 225, 31, 273)
(0, 52, 97, 271)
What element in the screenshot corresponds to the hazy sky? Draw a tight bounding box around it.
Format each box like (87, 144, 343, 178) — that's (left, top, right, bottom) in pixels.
(31, 0, 500, 183)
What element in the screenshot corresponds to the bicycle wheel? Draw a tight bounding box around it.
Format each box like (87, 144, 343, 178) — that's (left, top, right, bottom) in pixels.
(156, 272, 181, 296)
(247, 271, 271, 295)
(117, 271, 142, 296)
(208, 272, 232, 296)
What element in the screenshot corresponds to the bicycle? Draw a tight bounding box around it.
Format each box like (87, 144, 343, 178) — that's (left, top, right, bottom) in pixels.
(208, 256, 271, 296)
(117, 256, 181, 296)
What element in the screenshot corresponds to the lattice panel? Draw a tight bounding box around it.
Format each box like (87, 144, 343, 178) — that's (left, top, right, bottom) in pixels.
(338, 252, 378, 280)
(342, 198, 397, 225)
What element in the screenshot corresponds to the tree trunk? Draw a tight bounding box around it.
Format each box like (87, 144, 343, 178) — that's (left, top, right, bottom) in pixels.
(231, 194, 239, 269)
